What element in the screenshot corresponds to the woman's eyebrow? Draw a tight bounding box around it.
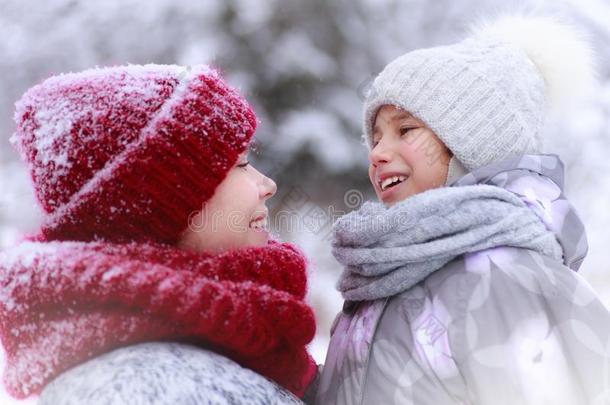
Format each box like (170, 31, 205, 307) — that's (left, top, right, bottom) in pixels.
(249, 139, 261, 153)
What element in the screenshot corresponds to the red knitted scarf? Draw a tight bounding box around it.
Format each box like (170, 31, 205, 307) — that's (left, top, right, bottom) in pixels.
(0, 239, 317, 399)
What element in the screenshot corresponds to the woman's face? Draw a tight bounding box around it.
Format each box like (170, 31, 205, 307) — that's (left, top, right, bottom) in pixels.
(368, 105, 452, 206)
(177, 150, 277, 253)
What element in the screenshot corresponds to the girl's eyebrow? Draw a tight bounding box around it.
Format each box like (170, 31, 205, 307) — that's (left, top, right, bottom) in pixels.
(389, 111, 413, 121)
(373, 111, 414, 134)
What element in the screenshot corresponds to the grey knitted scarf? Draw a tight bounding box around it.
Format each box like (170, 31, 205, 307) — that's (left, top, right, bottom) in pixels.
(332, 154, 579, 302)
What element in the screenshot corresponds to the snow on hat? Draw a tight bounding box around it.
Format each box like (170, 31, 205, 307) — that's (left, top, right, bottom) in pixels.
(10, 64, 257, 244)
(362, 15, 596, 174)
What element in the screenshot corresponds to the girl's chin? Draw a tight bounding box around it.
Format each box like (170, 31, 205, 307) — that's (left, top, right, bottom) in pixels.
(378, 182, 411, 205)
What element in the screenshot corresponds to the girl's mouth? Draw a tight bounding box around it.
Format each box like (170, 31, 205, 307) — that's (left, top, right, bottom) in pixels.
(379, 175, 408, 191)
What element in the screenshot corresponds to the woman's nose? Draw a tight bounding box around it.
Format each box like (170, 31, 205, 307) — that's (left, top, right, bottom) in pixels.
(260, 175, 277, 200)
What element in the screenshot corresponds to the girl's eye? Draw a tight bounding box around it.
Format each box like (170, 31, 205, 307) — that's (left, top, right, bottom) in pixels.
(237, 161, 250, 169)
(400, 127, 415, 136)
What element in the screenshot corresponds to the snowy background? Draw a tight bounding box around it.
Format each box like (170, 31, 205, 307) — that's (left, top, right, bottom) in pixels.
(1, 0, 610, 388)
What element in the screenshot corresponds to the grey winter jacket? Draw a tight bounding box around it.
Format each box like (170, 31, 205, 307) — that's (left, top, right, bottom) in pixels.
(314, 155, 610, 405)
(39, 342, 303, 405)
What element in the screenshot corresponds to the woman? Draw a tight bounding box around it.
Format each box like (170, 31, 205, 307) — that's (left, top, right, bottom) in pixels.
(314, 15, 610, 405)
(0, 64, 317, 404)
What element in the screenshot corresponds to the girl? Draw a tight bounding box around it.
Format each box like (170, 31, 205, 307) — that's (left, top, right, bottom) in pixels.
(314, 15, 610, 405)
(0, 64, 317, 404)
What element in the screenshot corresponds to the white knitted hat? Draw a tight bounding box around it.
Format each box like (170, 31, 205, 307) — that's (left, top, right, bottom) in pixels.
(363, 15, 596, 177)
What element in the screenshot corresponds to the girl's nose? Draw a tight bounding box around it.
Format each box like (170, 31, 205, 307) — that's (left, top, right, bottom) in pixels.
(369, 139, 392, 166)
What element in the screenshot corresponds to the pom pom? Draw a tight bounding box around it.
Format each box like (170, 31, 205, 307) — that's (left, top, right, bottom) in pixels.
(470, 14, 597, 107)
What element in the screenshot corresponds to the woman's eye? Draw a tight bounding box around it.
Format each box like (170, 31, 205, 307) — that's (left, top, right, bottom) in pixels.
(237, 161, 250, 169)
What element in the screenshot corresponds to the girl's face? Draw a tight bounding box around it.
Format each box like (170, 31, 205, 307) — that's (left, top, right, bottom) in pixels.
(368, 104, 452, 206)
(177, 151, 277, 253)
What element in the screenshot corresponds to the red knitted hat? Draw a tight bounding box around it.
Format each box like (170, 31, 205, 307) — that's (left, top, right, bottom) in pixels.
(10, 64, 257, 244)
